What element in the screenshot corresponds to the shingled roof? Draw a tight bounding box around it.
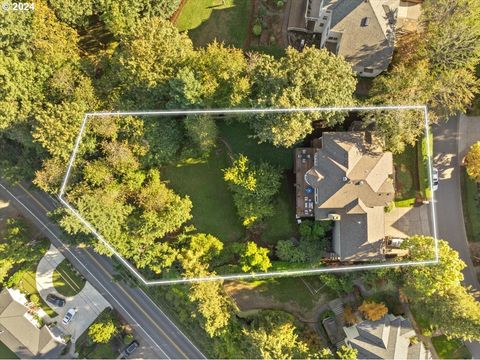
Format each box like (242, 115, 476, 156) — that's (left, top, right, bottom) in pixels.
(325, 0, 399, 73)
(305, 131, 394, 261)
(343, 314, 431, 359)
(0, 288, 61, 359)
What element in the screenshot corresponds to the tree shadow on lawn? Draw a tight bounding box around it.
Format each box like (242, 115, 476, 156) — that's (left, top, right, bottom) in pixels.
(177, 0, 251, 48)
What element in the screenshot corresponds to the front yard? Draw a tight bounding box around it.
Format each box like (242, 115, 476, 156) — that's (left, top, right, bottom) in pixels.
(175, 0, 251, 48)
(460, 167, 480, 242)
(53, 259, 86, 297)
(431, 336, 471, 359)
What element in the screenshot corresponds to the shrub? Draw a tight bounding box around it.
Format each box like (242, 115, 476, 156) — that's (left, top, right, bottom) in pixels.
(253, 23, 262, 37)
(276, 239, 307, 263)
(123, 333, 134, 345)
(466, 141, 480, 182)
(358, 300, 388, 321)
(29, 294, 41, 307)
(276, 0, 285, 7)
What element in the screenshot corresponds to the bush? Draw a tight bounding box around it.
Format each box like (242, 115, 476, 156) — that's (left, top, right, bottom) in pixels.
(276, 0, 285, 7)
(276, 239, 307, 262)
(466, 141, 480, 182)
(29, 294, 41, 307)
(253, 23, 262, 36)
(123, 333, 134, 345)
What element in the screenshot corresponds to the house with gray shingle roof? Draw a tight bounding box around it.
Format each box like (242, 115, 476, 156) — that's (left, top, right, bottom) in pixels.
(0, 288, 64, 359)
(295, 131, 394, 261)
(288, 0, 399, 77)
(343, 314, 431, 359)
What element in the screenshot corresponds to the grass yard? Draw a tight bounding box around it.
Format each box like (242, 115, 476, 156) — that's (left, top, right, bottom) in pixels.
(175, 0, 251, 48)
(393, 144, 418, 207)
(418, 131, 433, 201)
(0, 341, 18, 359)
(16, 269, 57, 318)
(53, 260, 86, 297)
(432, 336, 471, 359)
(261, 176, 298, 244)
(163, 147, 244, 243)
(461, 168, 480, 242)
(218, 120, 293, 170)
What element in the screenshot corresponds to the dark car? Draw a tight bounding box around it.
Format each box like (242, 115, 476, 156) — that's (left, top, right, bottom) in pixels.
(46, 293, 65, 307)
(123, 340, 139, 357)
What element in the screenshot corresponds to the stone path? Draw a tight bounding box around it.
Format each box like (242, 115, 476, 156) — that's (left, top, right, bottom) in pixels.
(36, 245, 111, 342)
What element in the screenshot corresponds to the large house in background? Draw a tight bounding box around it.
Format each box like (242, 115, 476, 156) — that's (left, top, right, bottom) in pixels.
(343, 314, 431, 359)
(0, 288, 64, 358)
(288, 0, 399, 77)
(294, 132, 394, 261)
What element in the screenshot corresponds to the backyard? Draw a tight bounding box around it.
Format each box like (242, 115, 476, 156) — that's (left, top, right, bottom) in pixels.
(175, 0, 251, 48)
(163, 120, 297, 245)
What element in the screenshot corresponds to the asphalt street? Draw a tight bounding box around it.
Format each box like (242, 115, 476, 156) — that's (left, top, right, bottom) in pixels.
(432, 116, 480, 358)
(0, 179, 206, 360)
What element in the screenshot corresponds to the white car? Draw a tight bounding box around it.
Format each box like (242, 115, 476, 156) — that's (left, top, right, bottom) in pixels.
(432, 167, 439, 191)
(62, 308, 77, 325)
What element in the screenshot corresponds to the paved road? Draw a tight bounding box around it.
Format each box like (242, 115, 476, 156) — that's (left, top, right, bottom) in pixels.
(432, 116, 480, 358)
(0, 179, 206, 360)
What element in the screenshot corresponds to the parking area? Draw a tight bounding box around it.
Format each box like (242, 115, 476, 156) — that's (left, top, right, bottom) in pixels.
(385, 205, 432, 238)
(36, 245, 111, 340)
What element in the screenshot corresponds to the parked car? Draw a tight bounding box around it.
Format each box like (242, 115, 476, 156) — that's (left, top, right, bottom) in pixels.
(432, 167, 439, 191)
(46, 293, 65, 307)
(123, 340, 139, 357)
(62, 308, 77, 325)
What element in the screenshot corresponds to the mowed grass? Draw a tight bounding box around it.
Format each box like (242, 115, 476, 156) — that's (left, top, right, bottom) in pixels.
(461, 168, 480, 242)
(175, 0, 251, 48)
(432, 336, 471, 359)
(218, 120, 293, 170)
(53, 260, 86, 297)
(17, 269, 57, 318)
(163, 148, 244, 243)
(393, 144, 418, 207)
(0, 341, 18, 359)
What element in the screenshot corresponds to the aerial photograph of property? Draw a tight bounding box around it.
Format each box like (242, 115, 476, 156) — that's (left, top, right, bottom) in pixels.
(0, 0, 479, 359)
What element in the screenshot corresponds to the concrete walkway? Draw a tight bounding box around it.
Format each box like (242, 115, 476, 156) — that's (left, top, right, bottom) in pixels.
(36, 245, 111, 342)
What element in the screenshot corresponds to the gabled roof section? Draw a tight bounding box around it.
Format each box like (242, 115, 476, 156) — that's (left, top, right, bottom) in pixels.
(343, 314, 432, 359)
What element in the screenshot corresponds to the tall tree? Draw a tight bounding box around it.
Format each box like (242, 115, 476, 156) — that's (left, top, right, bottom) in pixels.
(465, 141, 480, 182)
(248, 47, 356, 147)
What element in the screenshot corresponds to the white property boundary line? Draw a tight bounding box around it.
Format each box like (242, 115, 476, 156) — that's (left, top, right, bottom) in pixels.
(58, 105, 439, 285)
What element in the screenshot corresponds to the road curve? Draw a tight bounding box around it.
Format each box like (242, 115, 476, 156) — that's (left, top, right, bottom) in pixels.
(0, 179, 206, 360)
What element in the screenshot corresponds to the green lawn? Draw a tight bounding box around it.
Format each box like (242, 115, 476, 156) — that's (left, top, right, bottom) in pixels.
(218, 120, 293, 170)
(418, 131, 433, 201)
(0, 341, 18, 359)
(53, 260, 86, 297)
(175, 0, 251, 48)
(393, 144, 418, 206)
(163, 147, 244, 243)
(248, 276, 335, 311)
(261, 176, 298, 244)
(17, 270, 57, 318)
(432, 336, 471, 359)
(461, 168, 480, 242)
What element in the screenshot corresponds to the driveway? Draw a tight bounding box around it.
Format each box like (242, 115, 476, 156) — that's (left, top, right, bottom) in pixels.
(36, 245, 111, 340)
(385, 205, 432, 238)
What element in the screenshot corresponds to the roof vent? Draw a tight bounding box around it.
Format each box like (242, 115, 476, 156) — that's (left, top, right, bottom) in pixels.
(361, 17, 369, 27)
(342, 176, 349, 182)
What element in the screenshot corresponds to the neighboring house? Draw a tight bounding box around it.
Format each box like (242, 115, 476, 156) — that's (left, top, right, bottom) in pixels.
(294, 132, 394, 261)
(0, 288, 64, 359)
(288, 0, 399, 76)
(342, 314, 431, 359)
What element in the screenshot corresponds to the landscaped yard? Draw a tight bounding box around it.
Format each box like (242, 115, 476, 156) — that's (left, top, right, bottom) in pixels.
(163, 120, 297, 245)
(53, 259, 86, 297)
(461, 168, 480, 242)
(393, 144, 418, 207)
(432, 335, 471, 359)
(418, 131, 433, 201)
(175, 0, 251, 48)
(0, 341, 18, 359)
